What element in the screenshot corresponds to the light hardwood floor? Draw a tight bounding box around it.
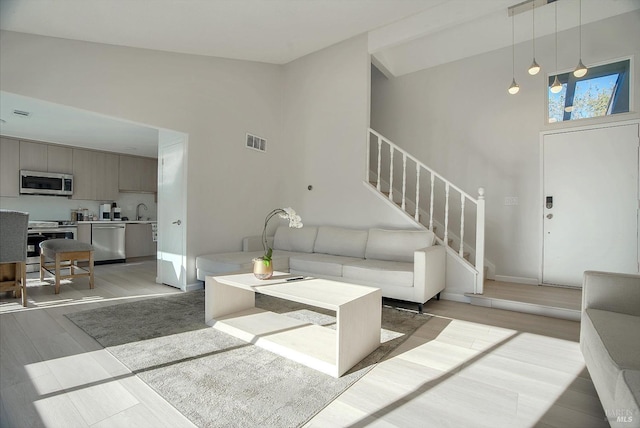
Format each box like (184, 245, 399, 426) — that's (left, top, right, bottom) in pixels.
(1, 261, 606, 427)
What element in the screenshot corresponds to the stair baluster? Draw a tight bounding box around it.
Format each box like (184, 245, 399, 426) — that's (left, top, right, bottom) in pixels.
(415, 167, 420, 221)
(429, 172, 435, 232)
(401, 153, 407, 211)
(459, 193, 465, 258)
(444, 183, 450, 248)
(389, 146, 394, 203)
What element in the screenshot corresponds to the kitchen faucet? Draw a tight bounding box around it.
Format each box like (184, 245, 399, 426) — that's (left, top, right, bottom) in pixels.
(136, 203, 148, 221)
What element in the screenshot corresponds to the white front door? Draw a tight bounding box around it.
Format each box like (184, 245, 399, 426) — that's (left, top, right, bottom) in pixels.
(158, 140, 186, 289)
(542, 123, 639, 286)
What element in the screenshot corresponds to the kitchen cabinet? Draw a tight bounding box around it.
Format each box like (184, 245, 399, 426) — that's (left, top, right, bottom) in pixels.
(77, 223, 91, 244)
(119, 155, 157, 193)
(19, 141, 73, 174)
(125, 223, 157, 258)
(19, 141, 47, 171)
(0, 137, 20, 197)
(72, 148, 119, 201)
(47, 145, 73, 173)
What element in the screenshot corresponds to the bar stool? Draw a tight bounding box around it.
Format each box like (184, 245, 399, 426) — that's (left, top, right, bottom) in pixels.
(0, 210, 29, 307)
(40, 239, 94, 294)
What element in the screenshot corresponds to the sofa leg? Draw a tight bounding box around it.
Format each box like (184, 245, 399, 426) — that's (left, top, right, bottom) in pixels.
(436, 292, 441, 301)
(418, 303, 423, 314)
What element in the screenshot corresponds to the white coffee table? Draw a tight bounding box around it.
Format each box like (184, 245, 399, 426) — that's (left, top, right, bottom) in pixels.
(205, 272, 381, 378)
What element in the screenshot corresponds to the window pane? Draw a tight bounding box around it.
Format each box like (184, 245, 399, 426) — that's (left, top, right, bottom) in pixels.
(548, 83, 567, 123)
(570, 74, 618, 120)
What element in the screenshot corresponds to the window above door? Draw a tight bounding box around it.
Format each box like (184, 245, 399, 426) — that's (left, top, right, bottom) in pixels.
(548, 58, 631, 123)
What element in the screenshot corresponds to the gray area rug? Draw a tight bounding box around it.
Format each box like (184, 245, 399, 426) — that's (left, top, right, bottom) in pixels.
(66, 290, 430, 428)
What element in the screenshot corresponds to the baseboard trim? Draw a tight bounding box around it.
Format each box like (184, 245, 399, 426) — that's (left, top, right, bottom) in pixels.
(184, 281, 203, 292)
(440, 292, 471, 304)
(466, 293, 580, 321)
(493, 275, 539, 285)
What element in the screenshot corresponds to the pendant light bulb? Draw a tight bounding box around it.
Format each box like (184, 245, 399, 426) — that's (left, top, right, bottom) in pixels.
(508, 78, 520, 95)
(574, 60, 587, 78)
(528, 59, 540, 75)
(550, 75, 562, 93)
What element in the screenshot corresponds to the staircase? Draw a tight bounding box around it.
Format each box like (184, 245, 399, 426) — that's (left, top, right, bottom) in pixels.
(366, 128, 486, 295)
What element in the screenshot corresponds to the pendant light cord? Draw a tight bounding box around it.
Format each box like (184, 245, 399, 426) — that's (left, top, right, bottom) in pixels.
(532, 3, 535, 56)
(554, 2, 558, 71)
(578, 0, 582, 58)
(512, 14, 515, 76)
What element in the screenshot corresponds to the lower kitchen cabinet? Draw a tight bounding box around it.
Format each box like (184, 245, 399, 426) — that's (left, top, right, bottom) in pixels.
(125, 223, 157, 258)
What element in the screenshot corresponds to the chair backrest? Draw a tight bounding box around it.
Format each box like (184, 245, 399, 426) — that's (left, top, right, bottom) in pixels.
(0, 210, 29, 263)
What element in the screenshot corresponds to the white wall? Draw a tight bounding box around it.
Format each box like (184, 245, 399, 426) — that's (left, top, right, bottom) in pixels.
(283, 34, 416, 229)
(0, 30, 285, 285)
(371, 11, 640, 281)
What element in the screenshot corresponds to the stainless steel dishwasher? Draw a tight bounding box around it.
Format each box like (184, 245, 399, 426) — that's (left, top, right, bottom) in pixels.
(92, 223, 126, 263)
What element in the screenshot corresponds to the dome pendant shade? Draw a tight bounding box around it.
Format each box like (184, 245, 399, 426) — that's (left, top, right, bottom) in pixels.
(550, 75, 562, 93)
(508, 78, 520, 95)
(528, 59, 541, 75)
(574, 59, 588, 78)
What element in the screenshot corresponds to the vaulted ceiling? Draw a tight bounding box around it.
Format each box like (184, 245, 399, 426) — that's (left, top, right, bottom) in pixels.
(1, 0, 638, 156)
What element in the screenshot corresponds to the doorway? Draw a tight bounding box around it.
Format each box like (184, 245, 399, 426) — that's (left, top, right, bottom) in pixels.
(541, 122, 639, 287)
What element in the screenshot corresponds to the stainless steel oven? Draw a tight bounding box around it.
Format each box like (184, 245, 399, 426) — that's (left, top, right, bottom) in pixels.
(27, 222, 76, 272)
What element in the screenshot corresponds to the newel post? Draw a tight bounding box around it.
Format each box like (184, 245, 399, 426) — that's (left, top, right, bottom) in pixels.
(475, 187, 485, 294)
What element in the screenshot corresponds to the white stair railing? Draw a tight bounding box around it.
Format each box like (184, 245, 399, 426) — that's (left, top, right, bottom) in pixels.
(367, 128, 485, 294)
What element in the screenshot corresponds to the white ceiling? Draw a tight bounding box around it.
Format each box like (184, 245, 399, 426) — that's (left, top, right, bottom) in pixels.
(1, 0, 638, 157)
(0, 92, 160, 158)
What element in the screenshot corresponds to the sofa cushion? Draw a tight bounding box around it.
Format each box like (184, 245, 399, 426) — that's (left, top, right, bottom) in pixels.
(585, 308, 640, 371)
(273, 226, 318, 253)
(343, 259, 414, 288)
(365, 228, 435, 263)
(581, 309, 640, 402)
(289, 253, 363, 277)
(313, 226, 368, 258)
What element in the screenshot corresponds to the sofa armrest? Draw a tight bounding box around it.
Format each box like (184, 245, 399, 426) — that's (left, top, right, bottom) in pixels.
(583, 271, 640, 316)
(242, 235, 273, 252)
(413, 245, 446, 303)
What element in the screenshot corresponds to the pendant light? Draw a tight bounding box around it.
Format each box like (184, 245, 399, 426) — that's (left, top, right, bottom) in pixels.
(550, 1, 562, 94)
(528, 2, 540, 75)
(508, 13, 520, 95)
(573, 0, 588, 77)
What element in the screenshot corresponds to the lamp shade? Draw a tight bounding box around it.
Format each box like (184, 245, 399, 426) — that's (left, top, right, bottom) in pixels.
(508, 78, 520, 95)
(528, 59, 541, 75)
(574, 60, 588, 78)
(550, 75, 563, 93)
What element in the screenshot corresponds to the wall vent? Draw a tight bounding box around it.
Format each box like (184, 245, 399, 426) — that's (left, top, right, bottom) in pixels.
(13, 109, 31, 117)
(246, 133, 266, 152)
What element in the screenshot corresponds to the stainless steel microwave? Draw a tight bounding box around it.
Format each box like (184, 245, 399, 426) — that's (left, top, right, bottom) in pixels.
(20, 170, 73, 196)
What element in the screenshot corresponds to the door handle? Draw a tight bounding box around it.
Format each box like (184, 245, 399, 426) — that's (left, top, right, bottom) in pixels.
(172, 220, 182, 225)
(546, 214, 553, 219)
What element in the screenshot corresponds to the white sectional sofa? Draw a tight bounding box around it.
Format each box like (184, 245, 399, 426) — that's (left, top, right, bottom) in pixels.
(196, 225, 446, 311)
(580, 271, 640, 426)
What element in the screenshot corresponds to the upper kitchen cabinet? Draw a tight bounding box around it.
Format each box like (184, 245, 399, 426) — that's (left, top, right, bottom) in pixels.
(72, 148, 119, 201)
(0, 137, 20, 197)
(19, 141, 73, 174)
(119, 155, 157, 193)
(47, 145, 73, 173)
